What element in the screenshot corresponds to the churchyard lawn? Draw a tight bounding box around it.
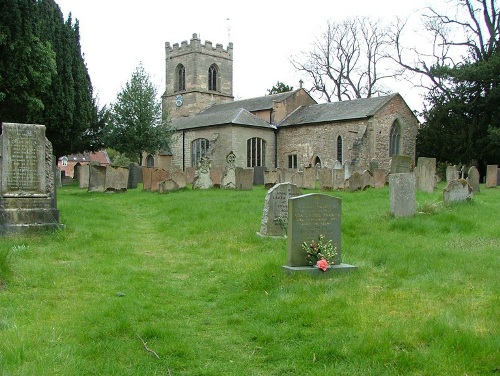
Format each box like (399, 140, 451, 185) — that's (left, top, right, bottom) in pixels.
(0, 183, 498, 375)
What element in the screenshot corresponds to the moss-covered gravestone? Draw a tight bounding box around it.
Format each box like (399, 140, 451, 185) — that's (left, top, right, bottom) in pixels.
(0, 123, 62, 234)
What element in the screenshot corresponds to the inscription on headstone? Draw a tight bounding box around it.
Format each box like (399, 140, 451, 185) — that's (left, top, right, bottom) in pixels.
(0, 123, 61, 234)
(257, 182, 302, 237)
(286, 194, 342, 267)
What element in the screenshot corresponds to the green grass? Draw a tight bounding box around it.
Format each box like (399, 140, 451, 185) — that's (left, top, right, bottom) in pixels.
(0, 183, 499, 375)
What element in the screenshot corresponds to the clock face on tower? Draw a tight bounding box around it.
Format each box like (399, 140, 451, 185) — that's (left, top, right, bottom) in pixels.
(175, 95, 183, 107)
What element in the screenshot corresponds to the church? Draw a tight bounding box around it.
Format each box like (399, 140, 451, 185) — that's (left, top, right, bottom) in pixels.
(153, 33, 419, 183)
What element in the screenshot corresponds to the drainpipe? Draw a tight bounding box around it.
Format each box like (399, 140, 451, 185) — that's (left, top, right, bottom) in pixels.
(274, 127, 278, 169)
(182, 130, 186, 171)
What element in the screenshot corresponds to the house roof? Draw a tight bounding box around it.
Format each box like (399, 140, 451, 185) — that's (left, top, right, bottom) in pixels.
(172, 107, 276, 131)
(199, 89, 301, 114)
(278, 93, 400, 127)
(59, 150, 110, 164)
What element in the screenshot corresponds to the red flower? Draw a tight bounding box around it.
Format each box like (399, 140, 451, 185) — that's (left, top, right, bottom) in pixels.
(316, 259, 329, 271)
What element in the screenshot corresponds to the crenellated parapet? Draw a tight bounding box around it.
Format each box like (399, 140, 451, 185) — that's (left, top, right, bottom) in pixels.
(165, 33, 233, 58)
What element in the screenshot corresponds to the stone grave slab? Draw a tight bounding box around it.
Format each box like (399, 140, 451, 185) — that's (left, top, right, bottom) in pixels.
(0, 123, 62, 234)
(283, 193, 356, 274)
(466, 166, 480, 193)
(104, 165, 128, 192)
(257, 182, 302, 238)
(389, 172, 416, 217)
(485, 165, 498, 188)
(443, 179, 473, 203)
(235, 167, 253, 190)
(390, 155, 412, 173)
(415, 157, 436, 193)
(88, 165, 106, 192)
(77, 164, 90, 189)
(373, 168, 387, 189)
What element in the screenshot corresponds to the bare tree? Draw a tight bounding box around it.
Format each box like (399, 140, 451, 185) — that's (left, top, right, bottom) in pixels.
(291, 17, 396, 102)
(389, 0, 499, 99)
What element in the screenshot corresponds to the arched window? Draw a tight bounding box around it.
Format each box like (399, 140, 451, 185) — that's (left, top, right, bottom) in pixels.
(208, 64, 218, 91)
(389, 121, 401, 156)
(247, 137, 266, 167)
(191, 138, 210, 167)
(176, 64, 185, 92)
(336, 135, 343, 163)
(146, 155, 155, 167)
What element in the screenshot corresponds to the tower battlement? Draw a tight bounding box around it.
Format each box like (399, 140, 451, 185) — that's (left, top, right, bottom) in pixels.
(165, 33, 233, 58)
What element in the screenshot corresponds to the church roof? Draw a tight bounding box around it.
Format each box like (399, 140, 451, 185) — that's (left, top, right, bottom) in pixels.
(278, 93, 400, 127)
(199, 90, 301, 114)
(171, 107, 275, 131)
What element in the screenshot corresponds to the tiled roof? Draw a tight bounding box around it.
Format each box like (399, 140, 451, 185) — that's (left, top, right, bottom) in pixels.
(60, 150, 110, 164)
(278, 93, 399, 127)
(172, 107, 276, 131)
(199, 90, 301, 114)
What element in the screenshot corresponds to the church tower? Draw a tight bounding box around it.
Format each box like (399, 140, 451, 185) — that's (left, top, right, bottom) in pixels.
(162, 33, 234, 120)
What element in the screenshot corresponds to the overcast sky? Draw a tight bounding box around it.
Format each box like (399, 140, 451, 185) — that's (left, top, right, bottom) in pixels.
(56, 0, 434, 113)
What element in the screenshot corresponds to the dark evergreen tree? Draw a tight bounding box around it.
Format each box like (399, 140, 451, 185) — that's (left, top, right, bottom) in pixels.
(267, 81, 294, 95)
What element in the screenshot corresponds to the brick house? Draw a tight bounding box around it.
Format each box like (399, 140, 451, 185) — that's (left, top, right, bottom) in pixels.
(57, 150, 110, 178)
(154, 34, 419, 180)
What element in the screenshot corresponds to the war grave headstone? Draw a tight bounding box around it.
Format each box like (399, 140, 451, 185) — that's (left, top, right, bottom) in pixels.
(390, 155, 412, 174)
(0, 123, 62, 234)
(446, 165, 459, 183)
(389, 172, 416, 217)
(104, 165, 129, 192)
(221, 151, 236, 189)
(77, 164, 90, 189)
(443, 179, 473, 204)
(283, 193, 357, 274)
(466, 166, 480, 193)
(193, 157, 213, 189)
(235, 167, 254, 190)
(415, 157, 436, 193)
(373, 168, 388, 189)
(485, 164, 498, 188)
(88, 164, 106, 192)
(257, 182, 302, 238)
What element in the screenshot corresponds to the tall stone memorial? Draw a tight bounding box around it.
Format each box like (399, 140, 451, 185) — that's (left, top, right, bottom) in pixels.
(283, 193, 357, 273)
(0, 123, 61, 234)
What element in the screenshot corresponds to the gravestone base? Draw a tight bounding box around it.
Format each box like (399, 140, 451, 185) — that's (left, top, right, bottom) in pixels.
(282, 264, 357, 274)
(0, 197, 62, 234)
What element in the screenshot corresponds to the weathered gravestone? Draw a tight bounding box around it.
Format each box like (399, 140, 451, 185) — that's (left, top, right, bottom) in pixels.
(498, 168, 500, 186)
(235, 167, 253, 190)
(361, 169, 374, 190)
(142, 167, 153, 190)
(302, 166, 316, 189)
(221, 151, 236, 189)
(415, 157, 436, 193)
(263, 169, 278, 189)
(373, 168, 388, 189)
(0, 123, 62, 234)
(390, 155, 413, 173)
(466, 166, 480, 193)
(127, 163, 141, 189)
(332, 168, 345, 190)
(369, 158, 379, 173)
(88, 164, 106, 192)
(104, 165, 128, 192)
(283, 193, 356, 273)
(389, 172, 416, 217)
(346, 171, 362, 192)
(446, 165, 459, 182)
(257, 182, 302, 238)
(193, 157, 213, 189)
(318, 168, 333, 190)
(485, 164, 498, 188)
(443, 179, 473, 204)
(151, 168, 168, 192)
(77, 164, 90, 189)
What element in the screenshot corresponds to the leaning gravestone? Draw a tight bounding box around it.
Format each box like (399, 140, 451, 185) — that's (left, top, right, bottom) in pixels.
(0, 123, 61, 234)
(283, 193, 356, 273)
(257, 182, 302, 238)
(466, 166, 480, 193)
(346, 171, 362, 192)
(389, 172, 416, 217)
(485, 165, 498, 188)
(443, 179, 473, 203)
